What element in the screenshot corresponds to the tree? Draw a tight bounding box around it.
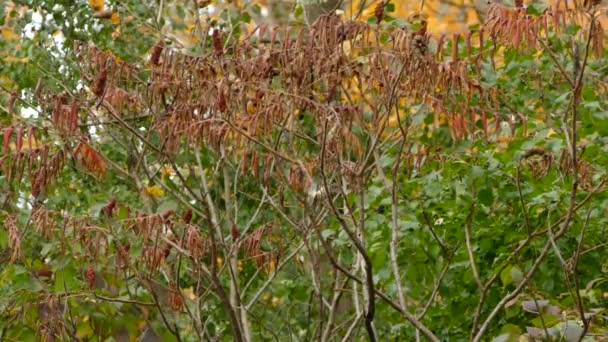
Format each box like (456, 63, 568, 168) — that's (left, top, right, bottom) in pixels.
(1, 0, 607, 340)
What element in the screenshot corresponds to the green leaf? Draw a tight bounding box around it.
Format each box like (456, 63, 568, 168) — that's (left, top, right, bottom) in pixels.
(40, 243, 54, 257)
(157, 199, 178, 213)
(510, 266, 523, 284)
(478, 188, 494, 206)
(294, 5, 303, 18)
(321, 229, 334, 239)
(55, 264, 79, 293)
(0, 230, 7, 249)
(501, 266, 513, 286)
(527, 3, 547, 16)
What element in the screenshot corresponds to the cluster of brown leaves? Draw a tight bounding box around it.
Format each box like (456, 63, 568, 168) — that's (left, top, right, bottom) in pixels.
(126, 211, 175, 271)
(116, 241, 131, 270)
(184, 223, 207, 258)
(37, 294, 66, 341)
(522, 147, 555, 179)
(1, 126, 99, 199)
(558, 148, 596, 190)
(5, 215, 22, 262)
(77, 43, 140, 111)
(488, 1, 604, 57)
(77, 225, 109, 260)
(69, 6, 602, 188)
(32, 206, 54, 239)
(522, 147, 596, 189)
(85, 264, 96, 289)
(51, 95, 80, 136)
(1, 126, 41, 184)
(73, 138, 107, 178)
(168, 280, 184, 312)
(129, 211, 172, 241)
(31, 147, 66, 198)
(142, 245, 167, 271)
(242, 224, 279, 269)
(240, 150, 277, 187)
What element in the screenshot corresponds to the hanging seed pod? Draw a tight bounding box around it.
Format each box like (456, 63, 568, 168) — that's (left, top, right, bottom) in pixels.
(494, 114, 501, 139)
(143, 247, 164, 270)
(162, 244, 171, 258)
(216, 91, 227, 113)
(553, 10, 561, 33)
(513, 18, 522, 48)
(282, 26, 292, 51)
(287, 163, 300, 191)
(231, 223, 239, 244)
(150, 40, 164, 65)
(7, 92, 16, 115)
(465, 31, 472, 58)
(27, 127, 35, 151)
(102, 198, 117, 217)
(250, 150, 259, 179)
(182, 209, 192, 224)
(3, 126, 13, 152)
(85, 264, 96, 289)
(15, 127, 23, 153)
(278, 185, 284, 208)
(592, 22, 604, 58)
(452, 33, 460, 62)
(6, 216, 22, 262)
(241, 151, 249, 177)
(263, 154, 273, 186)
(168, 281, 184, 312)
(507, 114, 515, 135)
(374, 1, 385, 24)
(543, 14, 549, 39)
(185, 225, 203, 258)
(482, 111, 488, 140)
(478, 28, 484, 59)
(436, 34, 446, 59)
(212, 29, 223, 57)
(117, 242, 130, 269)
(92, 67, 107, 97)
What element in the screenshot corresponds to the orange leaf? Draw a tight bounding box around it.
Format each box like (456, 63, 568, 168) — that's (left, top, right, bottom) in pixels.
(88, 0, 104, 11)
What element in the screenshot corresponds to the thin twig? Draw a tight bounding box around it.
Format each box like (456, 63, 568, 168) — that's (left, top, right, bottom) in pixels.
(515, 166, 531, 236)
(573, 206, 594, 340)
(464, 204, 483, 292)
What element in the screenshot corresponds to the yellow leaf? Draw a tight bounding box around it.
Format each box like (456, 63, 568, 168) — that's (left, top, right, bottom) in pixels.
(160, 165, 174, 178)
(144, 185, 165, 197)
(137, 24, 153, 34)
(4, 55, 28, 63)
(111, 26, 121, 39)
(109, 12, 120, 24)
(182, 287, 197, 301)
(0, 75, 13, 87)
(1, 28, 20, 41)
(246, 100, 256, 115)
(88, 0, 104, 11)
(342, 40, 351, 55)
